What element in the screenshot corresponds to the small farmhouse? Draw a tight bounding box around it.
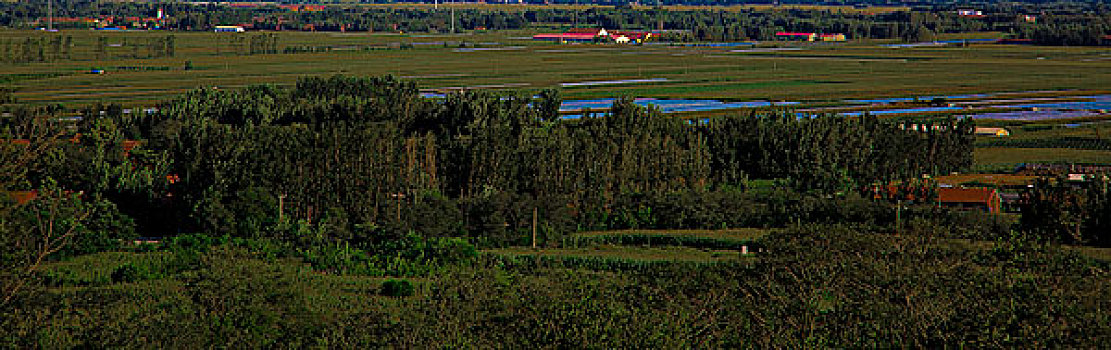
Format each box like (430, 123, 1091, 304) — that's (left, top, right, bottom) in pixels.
(938, 188, 1002, 214)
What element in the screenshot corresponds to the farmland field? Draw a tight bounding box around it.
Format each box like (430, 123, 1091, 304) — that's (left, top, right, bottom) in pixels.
(3, 30, 1110, 108)
(975, 147, 1111, 169)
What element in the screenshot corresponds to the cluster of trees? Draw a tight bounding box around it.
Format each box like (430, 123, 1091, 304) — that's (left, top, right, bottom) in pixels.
(1020, 175, 1111, 246)
(706, 115, 972, 191)
(2, 76, 974, 250)
(1014, 18, 1111, 46)
(5, 74, 1105, 281)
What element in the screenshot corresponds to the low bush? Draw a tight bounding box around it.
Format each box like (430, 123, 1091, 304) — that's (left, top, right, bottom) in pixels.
(380, 279, 414, 297)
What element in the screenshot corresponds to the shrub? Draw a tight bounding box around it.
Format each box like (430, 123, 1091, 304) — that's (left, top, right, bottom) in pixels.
(111, 263, 140, 283)
(380, 279, 414, 297)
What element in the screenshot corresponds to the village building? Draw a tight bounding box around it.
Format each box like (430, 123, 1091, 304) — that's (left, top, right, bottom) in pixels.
(873, 184, 1004, 214)
(938, 187, 1003, 213)
(958, 10, 985, 17)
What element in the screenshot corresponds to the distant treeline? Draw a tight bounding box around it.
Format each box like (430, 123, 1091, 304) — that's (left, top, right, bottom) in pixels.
(1, 2, 1108, 45)
(0, 35, 174, 64)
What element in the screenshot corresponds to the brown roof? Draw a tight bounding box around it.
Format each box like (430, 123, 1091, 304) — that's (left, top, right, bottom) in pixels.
(938, 188, 998, 204)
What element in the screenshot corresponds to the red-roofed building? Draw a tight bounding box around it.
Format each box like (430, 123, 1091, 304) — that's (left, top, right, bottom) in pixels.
(871, 184, 1004, 214)
(938, 188, 1002, 213)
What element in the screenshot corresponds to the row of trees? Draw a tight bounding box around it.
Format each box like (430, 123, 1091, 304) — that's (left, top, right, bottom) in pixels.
(2, 34, 176, 64)
(216, 33, 279, 56)
(0, 36, 72, 64)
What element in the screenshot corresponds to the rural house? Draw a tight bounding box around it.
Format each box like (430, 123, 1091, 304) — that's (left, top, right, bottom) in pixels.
(938, 188, 1003, 213)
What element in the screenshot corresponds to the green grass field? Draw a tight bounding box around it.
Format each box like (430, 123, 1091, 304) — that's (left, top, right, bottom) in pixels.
(975, 147, 1111, 168)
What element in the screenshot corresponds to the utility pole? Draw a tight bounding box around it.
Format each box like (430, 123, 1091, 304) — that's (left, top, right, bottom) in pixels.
(451, 1, 455, 34)
(48, 0, 53, 31)
(895, 200, 902, 235)
(531, 207, 538, 249)
(278, 194, 286, 222)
